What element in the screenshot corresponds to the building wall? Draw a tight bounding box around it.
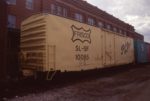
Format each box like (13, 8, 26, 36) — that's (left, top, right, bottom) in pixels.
(6, 0, 143, 41)
(0, 0, 7, 80)
(7, 0, 42, 29)
(134, 32, 144, 41)
(41, 0, 137, 36)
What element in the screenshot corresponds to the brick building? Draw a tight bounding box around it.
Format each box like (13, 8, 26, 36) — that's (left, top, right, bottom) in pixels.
(5, 0, 143, 40)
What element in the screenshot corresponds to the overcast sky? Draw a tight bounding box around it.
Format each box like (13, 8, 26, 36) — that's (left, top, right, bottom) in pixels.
(86, 0, 150, 42)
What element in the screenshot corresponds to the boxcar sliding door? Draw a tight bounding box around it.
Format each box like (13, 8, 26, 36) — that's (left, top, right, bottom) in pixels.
(103, 31, 115, 66)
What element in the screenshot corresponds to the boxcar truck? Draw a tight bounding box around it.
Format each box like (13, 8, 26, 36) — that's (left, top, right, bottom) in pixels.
(20, 14, 134, 80)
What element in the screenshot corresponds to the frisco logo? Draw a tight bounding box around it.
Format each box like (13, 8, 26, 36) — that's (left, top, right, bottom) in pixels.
(71, 25, 91, 44)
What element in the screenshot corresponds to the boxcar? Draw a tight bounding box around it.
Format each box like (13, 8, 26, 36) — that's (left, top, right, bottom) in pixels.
(145, 43, 150, 62)
(20, 14, 134, 79)
(0, 0, 7, 80)
(134, 40, 147, 63)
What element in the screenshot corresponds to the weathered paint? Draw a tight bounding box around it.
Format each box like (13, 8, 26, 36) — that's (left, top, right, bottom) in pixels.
(21, 14, 134, 76)
(134, 40, 147, 63)
(115, 34, 134, 65)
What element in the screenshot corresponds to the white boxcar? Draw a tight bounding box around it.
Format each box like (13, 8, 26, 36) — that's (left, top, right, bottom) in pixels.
(20, 14, 134, 78)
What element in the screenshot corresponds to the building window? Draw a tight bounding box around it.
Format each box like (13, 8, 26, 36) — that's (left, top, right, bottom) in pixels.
(6, 0, 16, 5)
(7, 14, 16, 28)
(113, 27, 117, 32)
(51, 4, 67, 17)
(51, 4, 56, 14)
(63, 8, 67, 17)
(75, 13, 83, 22)
(98, 22, 104, 28)
(26, 0, 33, 10)
(88, 17, 95, 25)
(123, 31, 127, 35)
(56, 6, 62, 15)
(119, 29, 122, 34)
(106, 24, 111, 30)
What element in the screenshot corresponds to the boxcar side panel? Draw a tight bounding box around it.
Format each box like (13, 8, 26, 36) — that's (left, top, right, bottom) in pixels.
(45, 14, 134, 72)
(115, 35, 134, 65)
(46, 15, 104, 72)
(134, 40, 147, 63)
(103, 31, 115, 66)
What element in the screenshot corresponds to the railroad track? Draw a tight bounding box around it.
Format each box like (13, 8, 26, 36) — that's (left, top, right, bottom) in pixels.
(0, 63, 149, 100)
